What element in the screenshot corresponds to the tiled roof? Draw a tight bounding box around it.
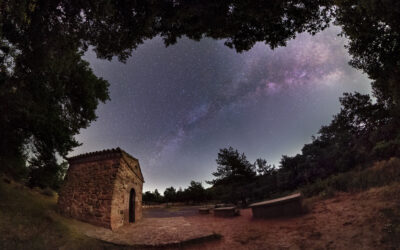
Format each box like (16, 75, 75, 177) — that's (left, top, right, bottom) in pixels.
(67, 147, 138, 162)
(67, 147, 144, 182)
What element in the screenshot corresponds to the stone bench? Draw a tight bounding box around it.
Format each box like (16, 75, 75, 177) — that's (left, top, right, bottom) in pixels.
(213, 206, 239, 217)
(198, 208, 210, 214)
(249, 193, 303, 219)
(214, 203, 234, 208)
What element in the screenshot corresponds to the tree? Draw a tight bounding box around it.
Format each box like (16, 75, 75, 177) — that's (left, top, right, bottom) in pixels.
(28, 157, 68, 190)
(207, 147, 257, 205)
(208, 147, 256, 186)
(0, 0, 333, 185)
(274, 91, 396, 194)
(142, 191, 155, 204)
(2, 0, 400, 189)
(164, 186, 177, 203)
(185, 181, 206, 203)
(254, 158, 274, 176)
(153, 189, 163, 203)
(176, 187, 184, 202)
(143, 189, 164, 204)
(334, 0, 400, 105)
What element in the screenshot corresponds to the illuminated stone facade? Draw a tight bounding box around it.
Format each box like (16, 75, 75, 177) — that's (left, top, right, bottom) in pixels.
(58, 148, 144, 230)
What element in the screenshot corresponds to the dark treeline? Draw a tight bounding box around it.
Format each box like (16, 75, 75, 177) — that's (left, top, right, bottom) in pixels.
(220, 90, 400, 204)
(148, 89, 399, 205)
(143, 181, 208, 205)
(1, 1, 400, 191)
(143, 148, 274, 205)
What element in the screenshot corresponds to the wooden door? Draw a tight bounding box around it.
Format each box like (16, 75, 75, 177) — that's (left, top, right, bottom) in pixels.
(129, 188, 135, 222)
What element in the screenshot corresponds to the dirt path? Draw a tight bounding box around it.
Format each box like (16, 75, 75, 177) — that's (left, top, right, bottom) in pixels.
(67, 216, 218, 247)
(182, 186, 398, 250)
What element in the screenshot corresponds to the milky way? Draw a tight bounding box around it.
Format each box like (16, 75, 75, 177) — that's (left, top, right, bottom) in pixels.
(73, 26, 371, 192)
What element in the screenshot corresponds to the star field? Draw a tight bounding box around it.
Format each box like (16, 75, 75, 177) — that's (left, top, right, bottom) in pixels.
(73, 26, 371, 192)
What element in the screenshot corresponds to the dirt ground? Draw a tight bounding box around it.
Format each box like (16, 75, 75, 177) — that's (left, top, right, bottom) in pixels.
(143, 206, 201, 218)
(143, 186, 399, 250)
(68, 216, 217, 247)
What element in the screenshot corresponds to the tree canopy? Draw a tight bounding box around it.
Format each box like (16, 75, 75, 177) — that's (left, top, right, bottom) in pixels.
(208, 147, 256, 186)
(143, 181, 207, 204)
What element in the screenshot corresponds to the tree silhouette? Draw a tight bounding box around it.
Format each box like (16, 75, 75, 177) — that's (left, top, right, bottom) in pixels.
(164, 186, 177, 203)
(254, 158, 274, 176)
(334, 0, 400, 106)
(208, 147, 256, 186)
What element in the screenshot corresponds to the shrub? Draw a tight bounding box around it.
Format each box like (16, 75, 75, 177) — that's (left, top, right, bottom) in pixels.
(301, 158, 400, 198)
(40, 187, 55, 197)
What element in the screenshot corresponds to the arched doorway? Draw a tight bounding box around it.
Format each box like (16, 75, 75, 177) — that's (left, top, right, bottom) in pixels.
(129, 188, 136, 223)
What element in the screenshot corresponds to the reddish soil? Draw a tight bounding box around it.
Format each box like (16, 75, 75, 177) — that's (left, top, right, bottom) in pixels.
(178, 186, 399, 250)
(143, 206, 201, 218)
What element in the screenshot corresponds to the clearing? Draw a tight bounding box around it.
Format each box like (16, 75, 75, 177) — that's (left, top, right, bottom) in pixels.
(0, 175, 399, 249)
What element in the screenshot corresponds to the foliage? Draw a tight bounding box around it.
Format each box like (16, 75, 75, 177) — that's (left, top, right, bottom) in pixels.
(28, 160, 68, 190)
(146, 153, 400, 205)
(206, 93, 400, 202)
(208, 147, 256, 186)
(274, 92, 399, 192)
(142, 191, 156, 204)
(144, 181, 208, 204)
(130, 0, 400, 206)
(301, 158, 400, 198)
(334, 0, 400, 106)
(0, 177, 109, 249)
(254, 158, 274, 176)
(0, 0, 114, 184)
(380, 184, 400, 248)
(143, 189, 164, 204)
(381, 206, 400, 249)
(163, 186, 177, 203)
(185, 181, 207, 203)
(206, 147, 257, 204)
(0, 0, 335, 185)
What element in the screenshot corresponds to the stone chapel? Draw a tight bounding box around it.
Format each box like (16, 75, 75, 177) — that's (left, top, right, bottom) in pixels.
(58, 148, 144, 230)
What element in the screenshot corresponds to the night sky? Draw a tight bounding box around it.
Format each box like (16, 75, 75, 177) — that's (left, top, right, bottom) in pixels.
(72, 26, 371, 192)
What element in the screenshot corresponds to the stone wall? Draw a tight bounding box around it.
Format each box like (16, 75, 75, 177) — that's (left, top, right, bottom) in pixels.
(58, 158, 120, 228)
(250, 193, 304, 219)
(251, 200, 303, 218)
(110, 158, 143, 230)
(58, 148, 144, 230)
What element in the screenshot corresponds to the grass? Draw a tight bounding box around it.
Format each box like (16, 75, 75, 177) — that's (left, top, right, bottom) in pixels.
(301, 157, 400, 198)
(379, 184, 400, 248)
(299, 158, 400, 249)
(0, 176, 111, 250)
(2, 158, 400, 249)
(0, 177, 217, 250)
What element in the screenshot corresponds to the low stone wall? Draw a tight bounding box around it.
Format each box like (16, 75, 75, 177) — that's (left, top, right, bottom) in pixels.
(214, 207, 238, 217)
(198, 208, 210, 214)
(249, 193, 304, 219)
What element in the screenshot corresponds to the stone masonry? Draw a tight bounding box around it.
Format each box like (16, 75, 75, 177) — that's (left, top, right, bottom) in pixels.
(249, 193, 303, 219)
(58, 148, 144, 230)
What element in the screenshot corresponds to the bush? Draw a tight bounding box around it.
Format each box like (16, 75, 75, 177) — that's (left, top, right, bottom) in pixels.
(301, 158, 400, 198)
(0, 155, 29, 181)
(40, 187, 55, 197)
